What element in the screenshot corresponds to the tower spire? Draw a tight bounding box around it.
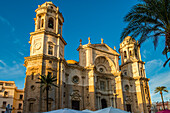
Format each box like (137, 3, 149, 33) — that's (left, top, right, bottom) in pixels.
(101, 38, 104, 44)
(80, 39, 82, 46)
(88, 37, 91, 44)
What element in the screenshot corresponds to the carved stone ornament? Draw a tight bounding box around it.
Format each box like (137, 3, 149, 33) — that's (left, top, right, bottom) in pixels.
(70, 91, 81, 101)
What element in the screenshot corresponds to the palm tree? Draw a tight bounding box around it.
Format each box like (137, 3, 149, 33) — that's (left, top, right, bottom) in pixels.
(121, 0, 170, 67)
(36, 74, 58, 112)
(154, 86, 168, 110)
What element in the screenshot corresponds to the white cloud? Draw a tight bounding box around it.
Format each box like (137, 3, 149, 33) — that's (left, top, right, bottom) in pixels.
(0, 16, 15, 32)
(145, 59, 170, 102)
(0, 60, 25, 79)
(18, 52, 24, 56)
(145, 59, 163, 75)
(0, 60, 7, 67)
(142, 49, 152, 59)
(149, 71, 170, 102)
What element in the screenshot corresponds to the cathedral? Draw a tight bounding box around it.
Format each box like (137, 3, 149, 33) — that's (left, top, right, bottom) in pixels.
(23, 2, 151, 113)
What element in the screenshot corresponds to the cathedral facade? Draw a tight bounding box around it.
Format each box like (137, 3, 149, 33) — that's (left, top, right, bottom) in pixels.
(23, 2, 151, 113)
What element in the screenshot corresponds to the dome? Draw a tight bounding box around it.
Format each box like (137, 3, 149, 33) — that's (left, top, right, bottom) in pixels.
(66, 60, 78, 64)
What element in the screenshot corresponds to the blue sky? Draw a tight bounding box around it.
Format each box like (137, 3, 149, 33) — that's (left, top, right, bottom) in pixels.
(0, 0, 169, 102)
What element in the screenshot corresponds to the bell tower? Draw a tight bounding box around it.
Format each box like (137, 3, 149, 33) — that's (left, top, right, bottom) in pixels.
(29, 1, 66, 57)
(24, 2, 66, 113)
(119, 36, 151, 113)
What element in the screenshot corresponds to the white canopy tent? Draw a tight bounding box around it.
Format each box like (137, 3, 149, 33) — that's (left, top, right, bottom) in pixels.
(44, 107, 130, 113)
(43, 108, 90, 113)
(82, 109, 93, 112)
(94, 107, 130, 113)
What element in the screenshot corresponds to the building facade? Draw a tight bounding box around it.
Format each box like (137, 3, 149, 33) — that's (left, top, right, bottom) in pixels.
(0, 81, 24, 113)
(23, 2, 151, 113)
(155, 101, 170, 111)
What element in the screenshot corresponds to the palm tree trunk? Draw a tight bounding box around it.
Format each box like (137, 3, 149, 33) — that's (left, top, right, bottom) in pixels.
(46, 87, 49, 112)
(166, 32, 170, 50)
(160, 92, 165, 110)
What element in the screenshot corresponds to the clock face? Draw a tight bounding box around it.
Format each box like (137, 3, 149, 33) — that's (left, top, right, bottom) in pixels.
(34, 42, 41, 50)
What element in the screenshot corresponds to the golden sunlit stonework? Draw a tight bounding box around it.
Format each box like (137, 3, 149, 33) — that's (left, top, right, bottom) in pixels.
(23, 2, 151, 113)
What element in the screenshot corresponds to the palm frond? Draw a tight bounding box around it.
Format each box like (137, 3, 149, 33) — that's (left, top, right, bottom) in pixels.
(121, 0, 170, 66)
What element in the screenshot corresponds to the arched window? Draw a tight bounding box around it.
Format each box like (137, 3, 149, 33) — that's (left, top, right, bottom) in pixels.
(125, 85, 129, 91)
(41, 19, 44, 28)
(124, 51, 127, 58)
(130, 50, 132, 57)
(4, 91, 8, 97)
(123, 70, 127, 76)
(31, 72, 34, 80)
(48, 44, 53, 55)
(38, 16, 41, 29)
(100, 81, 105, 91)
(48, 17, 54, 29)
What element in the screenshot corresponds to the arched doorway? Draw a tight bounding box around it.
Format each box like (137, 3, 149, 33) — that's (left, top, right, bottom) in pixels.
(72, 100, 80, 110)
(71, 91, 81, 110)
(101, 99, 107, 109)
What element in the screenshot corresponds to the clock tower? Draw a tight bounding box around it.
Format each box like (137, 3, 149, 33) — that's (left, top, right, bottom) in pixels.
(23, 2, 67, 112)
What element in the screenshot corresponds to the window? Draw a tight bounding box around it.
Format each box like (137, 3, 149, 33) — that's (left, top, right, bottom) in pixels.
(58, 20, 62, 34)
(48, 44, 53, 55)
(49, 60, 52, 63)
(59, 24, 61, 34)
(124, 51, 127, 58)
(41, 19, 44, 28)
(100, 81, 105, 91)
(130, 51, 132, 57)
(29, 103, 33, 111)
(141, 70, 143, 76)
(5, 83, 13, 86)
(18, 103, 22, 109)
(72, 76, 79, 84)
(31, 85, 35, 91)
(99, 68, 104, 72)
(20, 95, 23, 100)
(160, 106, 162, 110)
(48, 72, 52, 77)
(125, 85, 129, 91)
(31, 72, 34, 80)
(38, 16, 41, 29)
(123, 71, 127, 76)
(4, 91, 8, 97)
(48, 17, 54, 29)
(3, 101, 6, 108)
(165, 106, 168, 109)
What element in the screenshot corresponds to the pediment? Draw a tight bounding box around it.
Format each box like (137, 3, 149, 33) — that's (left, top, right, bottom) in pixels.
(91, 44, 119, 55)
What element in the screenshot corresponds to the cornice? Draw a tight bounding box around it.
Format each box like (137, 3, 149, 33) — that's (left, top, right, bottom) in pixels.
(66, 64, 85, 71)
(30, 30, 67, 45)
(133, 76, 150, 81)
(120, 60, 145, 68)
